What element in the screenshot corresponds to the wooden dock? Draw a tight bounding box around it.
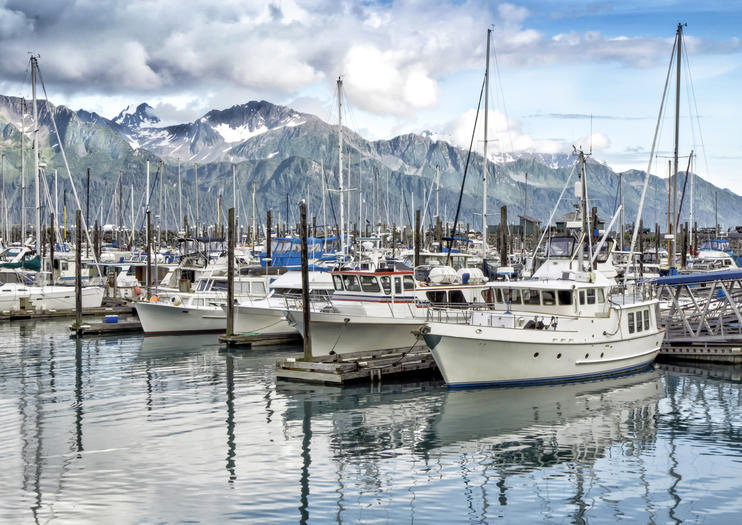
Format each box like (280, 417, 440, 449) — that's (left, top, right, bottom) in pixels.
(1, 305, 135, 321)
(219, 332, 302, 348)
(659, 342, 742, 364)
(70, 319, 143, 336)
(275, 346, 438, 385)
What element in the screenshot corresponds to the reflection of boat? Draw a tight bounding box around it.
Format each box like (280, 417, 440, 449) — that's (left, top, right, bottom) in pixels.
(137, 333, 219, 358)
(424, 369, 662, 462)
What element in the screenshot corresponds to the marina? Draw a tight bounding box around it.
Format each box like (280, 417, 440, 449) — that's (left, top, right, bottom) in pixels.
(1, 4, 742, 523)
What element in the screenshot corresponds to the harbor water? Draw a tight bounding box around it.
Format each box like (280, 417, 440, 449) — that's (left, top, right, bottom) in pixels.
(2, 319, 742, 523)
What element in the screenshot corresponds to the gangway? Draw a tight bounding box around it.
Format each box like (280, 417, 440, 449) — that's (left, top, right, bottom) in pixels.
(653, 270, 742, 363)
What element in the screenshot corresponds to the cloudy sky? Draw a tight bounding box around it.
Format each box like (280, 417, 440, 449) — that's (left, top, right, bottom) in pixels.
(1, 0, 740, 187)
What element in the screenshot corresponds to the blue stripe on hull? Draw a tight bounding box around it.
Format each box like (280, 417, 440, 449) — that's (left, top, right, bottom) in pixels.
(445, 359, 656, 390)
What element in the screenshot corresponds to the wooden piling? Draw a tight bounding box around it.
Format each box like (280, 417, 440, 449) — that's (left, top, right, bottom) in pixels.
(146, 210, 152, 299)
(414, 209, 420, 267)
(75, 210, 82, 332)
(226, 208, 235, 337)
(266, 210, 272, 266)
(300, 201, 312, 361)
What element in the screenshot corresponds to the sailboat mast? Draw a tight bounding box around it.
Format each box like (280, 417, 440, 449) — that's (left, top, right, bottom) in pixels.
(689, 152, 694, 249)
(31, 56, 41, 255)
(337, 76, 345, 255)
(619, 172, 624, 250)
(482, 28, 491, 257)
(20, 100, 25, 242)
(671, 22, 682, 267)
(177, 158, 182, 231)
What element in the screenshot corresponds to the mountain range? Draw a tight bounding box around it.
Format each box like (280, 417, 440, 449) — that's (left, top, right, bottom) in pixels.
(0, 94, 739, 237)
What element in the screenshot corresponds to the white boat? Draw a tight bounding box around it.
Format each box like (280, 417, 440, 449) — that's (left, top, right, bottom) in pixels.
(0, 278, 104, 312)
(226, 271, 334, 336)
(135, 271, 277, 335)
(286, 263, 490, 357)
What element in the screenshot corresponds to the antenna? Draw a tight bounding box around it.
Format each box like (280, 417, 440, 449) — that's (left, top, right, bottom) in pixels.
(589, 113, 593, 155)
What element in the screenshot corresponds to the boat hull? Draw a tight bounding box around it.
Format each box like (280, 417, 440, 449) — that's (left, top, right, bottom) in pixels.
(232, 303, 297, 336)
(423, 323, 663, 388)
(135, 301, 226, 335)
(286, 309, 425, 356)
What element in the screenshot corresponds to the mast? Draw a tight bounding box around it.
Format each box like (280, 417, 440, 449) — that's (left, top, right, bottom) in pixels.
(146, 160, 150, 254)
(689, 152, 694, 249)
(118, 171, 122, 248)
(159, 160, 163, 248)
(337, 76, 345, 254)
(671, 22, 683, 268)
(482, 28, 491, 257)
(31, 56, 41, 255)
(130, 184, 134, 249)
(321, 165, 326, 237)
(177, 158, 182, 231)
(21, 100, 25, 242)
(1, 154, 6, 243)
(194, 163, 199, 235)
(232, 165, 237, 240)
(619, 172, 624, 250)
(435, 164, 440, 219)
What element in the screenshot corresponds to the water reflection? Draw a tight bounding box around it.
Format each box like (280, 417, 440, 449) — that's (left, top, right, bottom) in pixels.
(4, 320, 742, 523)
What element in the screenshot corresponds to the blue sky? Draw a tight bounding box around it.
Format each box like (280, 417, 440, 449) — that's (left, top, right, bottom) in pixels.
(0, 0, 739, 188)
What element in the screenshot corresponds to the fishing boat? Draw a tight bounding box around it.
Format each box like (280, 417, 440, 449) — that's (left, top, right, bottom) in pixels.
(285, 262, 489, 356)
(225, 270, 334, 336)
(420, 151, 664, 388)
(134, 267, 279, 335)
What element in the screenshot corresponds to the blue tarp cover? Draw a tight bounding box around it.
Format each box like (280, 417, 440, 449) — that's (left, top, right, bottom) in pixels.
(653, 269, 742, 286)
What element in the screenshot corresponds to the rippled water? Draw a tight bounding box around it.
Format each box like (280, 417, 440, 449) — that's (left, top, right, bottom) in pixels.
(2, 319, 742, 523)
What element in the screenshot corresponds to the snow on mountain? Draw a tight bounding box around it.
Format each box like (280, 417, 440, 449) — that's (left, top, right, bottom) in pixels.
(112, 103, 161, 128)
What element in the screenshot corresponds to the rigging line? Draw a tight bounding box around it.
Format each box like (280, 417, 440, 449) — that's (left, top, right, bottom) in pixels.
(490, 29, 515, 155)
(683, 47, 712, 184)
(35, 59, 101, 272)
(446, 74, 486, 267)
(627, 32, 678, 270)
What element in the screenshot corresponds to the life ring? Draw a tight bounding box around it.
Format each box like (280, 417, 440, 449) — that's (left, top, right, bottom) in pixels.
(150, 295, 159, 303)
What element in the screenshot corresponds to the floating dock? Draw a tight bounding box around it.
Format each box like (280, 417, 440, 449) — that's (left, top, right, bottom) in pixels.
(275, 346, 438, 385)
(70, 319, 143, 336)
(219, 332, 302, 348)
(1, 305, 135, 321)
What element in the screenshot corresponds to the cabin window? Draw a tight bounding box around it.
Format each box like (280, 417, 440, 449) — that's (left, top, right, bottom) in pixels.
(360, 275, 381, 293)
(504, 289, 521, 305)
(586, 289, 596, 305)
(251, 282, 266, 296)
(636, 310, 643, 331)
(558, 290, 573, 305)
(628, 312, 635, 334)
(495, 289, 504, 303)
(333, 275, 344, 290)
(542, 290, 556, 306)
(343, 275, 362, 292)
(597, 289, 605, 303)
(403, 276, 415, 291)
(644, 309, 650, 330)
(427, 291, 446, 304)
(449, 290, 467, 304)
(522, 289, 540, 305)
(380, 276, 391, 295)
(579, 290, 586, 305)
(394, 277, 402, 294)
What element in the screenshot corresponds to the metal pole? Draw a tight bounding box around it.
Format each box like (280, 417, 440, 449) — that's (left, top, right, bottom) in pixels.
(414, 209, 421, 267)
(482, 28, 491, 257)
(86, 167, 90, 257)
(337, 76, 345, 255)
(671, 23, 682, 268)
(266, 210, 272, 266)
(300, 200, 312, 361)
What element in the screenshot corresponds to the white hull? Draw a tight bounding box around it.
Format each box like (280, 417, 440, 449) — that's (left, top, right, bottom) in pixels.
(231, 302, 297, 336)
(424, 322, 663, 387)
(135, 301, 226, 334)
(0, 284, 104, 312)
(286, 308, 425, 356)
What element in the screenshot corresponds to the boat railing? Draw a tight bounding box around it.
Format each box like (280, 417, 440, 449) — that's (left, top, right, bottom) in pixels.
(424, 306, 474, 324)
